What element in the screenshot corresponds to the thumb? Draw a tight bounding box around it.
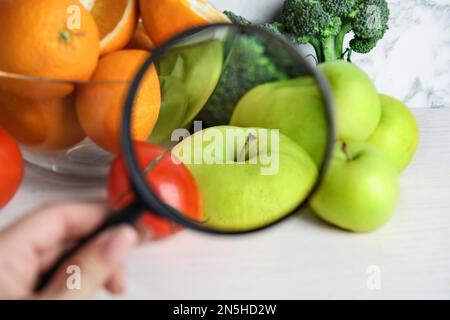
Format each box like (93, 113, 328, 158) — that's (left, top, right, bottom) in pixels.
(38, 225, 139, 300)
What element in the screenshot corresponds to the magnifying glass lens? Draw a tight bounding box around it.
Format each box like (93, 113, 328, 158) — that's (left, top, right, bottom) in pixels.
(126, 24, 333, 234)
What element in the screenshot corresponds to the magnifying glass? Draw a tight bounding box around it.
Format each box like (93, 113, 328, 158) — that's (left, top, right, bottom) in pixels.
(36, 23, 335, 290)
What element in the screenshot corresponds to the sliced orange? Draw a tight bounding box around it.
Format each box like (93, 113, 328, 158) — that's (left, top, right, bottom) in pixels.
(126, 22, 156, 51)
(80, 0, 139, 55)
(140, 0, 230, 46)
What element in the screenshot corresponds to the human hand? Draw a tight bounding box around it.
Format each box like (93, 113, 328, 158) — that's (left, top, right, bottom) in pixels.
(0, 202, 139, 299)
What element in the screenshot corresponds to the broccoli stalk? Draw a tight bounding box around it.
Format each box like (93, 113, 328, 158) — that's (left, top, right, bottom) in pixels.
(281, 0, 390, 63)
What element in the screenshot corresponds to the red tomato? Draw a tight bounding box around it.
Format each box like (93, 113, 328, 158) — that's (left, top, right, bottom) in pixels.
(0, 127, 24, 208)
(108, 141, 203, 239)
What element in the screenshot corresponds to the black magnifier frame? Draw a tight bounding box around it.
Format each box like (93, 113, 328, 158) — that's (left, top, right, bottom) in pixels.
(121, 23, 336, 235)
(35, 24, 335, 291)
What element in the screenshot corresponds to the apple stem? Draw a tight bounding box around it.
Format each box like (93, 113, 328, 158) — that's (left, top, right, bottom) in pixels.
(342, 142, 353, 161)
(236, 132, 257, 162)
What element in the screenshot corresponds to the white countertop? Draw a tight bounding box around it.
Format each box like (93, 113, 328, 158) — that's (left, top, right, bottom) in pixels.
(1, 107, 449, 299)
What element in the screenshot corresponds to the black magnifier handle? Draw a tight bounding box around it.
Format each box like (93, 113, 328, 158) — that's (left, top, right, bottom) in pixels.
(34, 200, 145, 293)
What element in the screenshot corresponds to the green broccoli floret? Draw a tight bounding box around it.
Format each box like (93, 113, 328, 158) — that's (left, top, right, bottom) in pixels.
(197, 35, 288, 126)
(224, 11, 285, 36)
(352, 0, 389, 40)
(281, 0, 390, 63)
(258, 22, 286, 35)
(258, 22, 305, 47)
(349, 36, 378, 53)
(224, 10, 251, 25)
(224, 11, 302, 46)
(321, 0, 358, 17)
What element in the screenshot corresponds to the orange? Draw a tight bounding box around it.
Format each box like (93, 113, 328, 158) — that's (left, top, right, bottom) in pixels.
(0, 91, 86, 150)
(80, 0, 139, 56)
(139, 0, 230, 46)
(126, 22, 156, 51)
(76, 50, 161, 154)
(0, 0, 100, 99)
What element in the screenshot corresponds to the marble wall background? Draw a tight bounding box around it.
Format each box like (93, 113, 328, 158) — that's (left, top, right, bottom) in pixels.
(211, 0, 450, 109)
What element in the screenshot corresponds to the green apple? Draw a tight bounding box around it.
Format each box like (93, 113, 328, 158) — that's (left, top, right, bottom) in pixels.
(319, 60, 381, 141)
(310, 141, 399, 232)
(367, 94, 419, 172)
(149, 40, 223, 144)
(172, 126, 318, 231)
(230, 77, 328, 166)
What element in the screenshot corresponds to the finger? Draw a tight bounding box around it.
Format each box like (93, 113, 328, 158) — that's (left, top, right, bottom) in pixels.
(135, 221, 154, 244)
(38, 240, 77, 273)
(3, 202, 110, 270)
(105, 267, 127, 295)
(38, 225, 138, 300)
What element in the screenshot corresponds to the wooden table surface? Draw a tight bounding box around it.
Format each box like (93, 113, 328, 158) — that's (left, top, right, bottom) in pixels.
(1, 107, 449, 299)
